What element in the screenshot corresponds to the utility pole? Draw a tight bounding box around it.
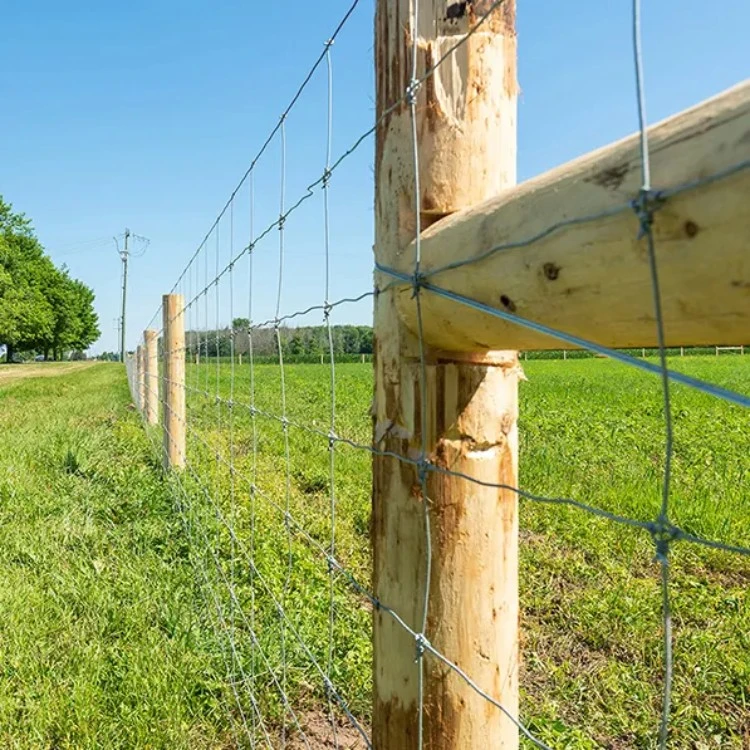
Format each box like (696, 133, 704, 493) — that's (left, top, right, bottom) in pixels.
(115, 229, 149, 363)
(114, 317, 122, 359)
(119, 228, 130, 362)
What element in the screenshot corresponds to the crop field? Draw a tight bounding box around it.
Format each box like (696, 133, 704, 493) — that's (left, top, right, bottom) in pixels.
(1, 358, 747, 748)
(171, 354, 750, 749)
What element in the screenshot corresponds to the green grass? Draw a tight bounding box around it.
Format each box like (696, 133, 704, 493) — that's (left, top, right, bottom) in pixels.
(176, 355, 749, 749)
(0, 363, 232, 748)
(2, 357, 748, 748)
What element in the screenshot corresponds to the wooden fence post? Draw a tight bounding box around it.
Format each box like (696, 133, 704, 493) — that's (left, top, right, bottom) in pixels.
(144, 329, 159, 426)
(373, 2, 519, 748)
(136, 344, 145, 413)
(162, 295, 185, 470)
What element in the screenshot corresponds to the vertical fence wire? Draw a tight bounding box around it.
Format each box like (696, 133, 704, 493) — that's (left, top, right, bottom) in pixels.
(631, 2, 674, 746)
(322, 38, 340, 749)
(248, 168, 259, 748)
(405, 5, 434, 747)
(228, 198, 240, 739)
(274, 116, 295, 748)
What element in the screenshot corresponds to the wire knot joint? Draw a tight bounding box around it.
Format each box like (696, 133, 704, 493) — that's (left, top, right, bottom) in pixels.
(405, 78, 421, 107)
(650, 516, 679, 563)
(411, 270, 425, 299)
(631, 188, 664, 239)
(417, 456, 431, 484)
(326, 554, 339, 575)
(415, 633, 430, 661)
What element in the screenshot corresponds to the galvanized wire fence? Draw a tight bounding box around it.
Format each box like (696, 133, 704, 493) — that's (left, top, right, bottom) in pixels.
(126, 1, 749, 747)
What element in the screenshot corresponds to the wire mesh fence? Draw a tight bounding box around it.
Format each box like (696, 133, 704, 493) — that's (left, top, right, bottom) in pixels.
(126, 1, 749, 747)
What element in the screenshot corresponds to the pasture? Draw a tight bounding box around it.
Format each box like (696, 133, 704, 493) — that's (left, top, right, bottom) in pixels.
(174, 354, 750, 748)
(0, 357, 747, 747)
(0, 364, 231, 748)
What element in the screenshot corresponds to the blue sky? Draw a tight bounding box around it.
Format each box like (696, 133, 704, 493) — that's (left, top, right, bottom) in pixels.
(2, 1, 747, 354)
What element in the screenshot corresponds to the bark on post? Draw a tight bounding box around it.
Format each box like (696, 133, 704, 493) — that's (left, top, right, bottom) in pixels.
(162, 295, 185, 470)
(144, 329, 159, 426)
(373, 2, 519, 748)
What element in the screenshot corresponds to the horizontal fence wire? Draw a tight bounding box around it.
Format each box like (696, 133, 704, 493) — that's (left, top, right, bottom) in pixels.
(124, 1, 750, 748)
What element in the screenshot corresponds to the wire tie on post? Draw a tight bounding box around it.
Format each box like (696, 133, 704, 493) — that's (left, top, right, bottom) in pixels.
(631, 188, 664, 239)
(411, 270, 425, 300)
(322, 168, 332, 189)
(406, 77, 421, 107)
(417, 455, 430, 485)
(415, 633, 430, 662)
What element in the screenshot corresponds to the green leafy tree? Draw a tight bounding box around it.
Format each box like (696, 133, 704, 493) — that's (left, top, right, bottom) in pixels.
(0, 196, 100, 360)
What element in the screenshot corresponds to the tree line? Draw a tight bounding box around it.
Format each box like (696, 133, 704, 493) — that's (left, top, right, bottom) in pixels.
(186, 320, 373, 359)
(0, 197, 100, 362)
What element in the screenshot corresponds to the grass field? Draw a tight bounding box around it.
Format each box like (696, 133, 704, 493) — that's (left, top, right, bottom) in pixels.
(175, 354, 750, 749)
(1, 357, 747, 748)
(0, 363, 232, 748)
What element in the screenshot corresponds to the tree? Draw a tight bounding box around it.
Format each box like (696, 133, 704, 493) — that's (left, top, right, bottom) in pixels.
(0, 196, 100, 360)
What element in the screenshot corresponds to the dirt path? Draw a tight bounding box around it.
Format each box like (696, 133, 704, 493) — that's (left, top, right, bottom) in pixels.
(0, 361, 100, 383)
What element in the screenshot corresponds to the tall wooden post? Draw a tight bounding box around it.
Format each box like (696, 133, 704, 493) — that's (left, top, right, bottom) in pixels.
(136, 345, 145, 413)
(144, 329, 159, 426)
(373, 2, 519, 748)
(162, 295, 186, 470)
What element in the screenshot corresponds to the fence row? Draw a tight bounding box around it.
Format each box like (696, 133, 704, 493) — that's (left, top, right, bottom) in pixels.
(124, 1, 750, 747)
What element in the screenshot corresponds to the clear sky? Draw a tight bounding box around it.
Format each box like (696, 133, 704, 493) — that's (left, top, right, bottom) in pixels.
(2, 1, 747, 354)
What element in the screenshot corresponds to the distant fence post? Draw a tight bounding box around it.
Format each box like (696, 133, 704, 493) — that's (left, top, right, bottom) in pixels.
(136, 344, 145, 413)
(373, 2, 519, 747)
(144, 329, 159, 426)
(162, 294, 185, 470)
